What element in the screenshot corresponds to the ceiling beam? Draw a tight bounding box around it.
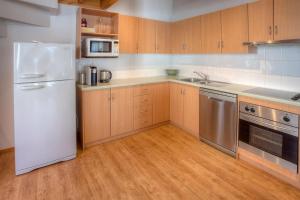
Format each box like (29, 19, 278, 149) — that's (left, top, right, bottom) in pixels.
(59, 0, 118, 9)
(100, 0, 118, 9)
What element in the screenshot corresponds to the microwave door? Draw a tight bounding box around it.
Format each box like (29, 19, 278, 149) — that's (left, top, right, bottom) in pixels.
(89, 41, 112, 57)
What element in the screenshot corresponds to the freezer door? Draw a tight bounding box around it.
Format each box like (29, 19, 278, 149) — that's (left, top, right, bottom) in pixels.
(14, 42, 75, 83)
(14, 80, 76, 174)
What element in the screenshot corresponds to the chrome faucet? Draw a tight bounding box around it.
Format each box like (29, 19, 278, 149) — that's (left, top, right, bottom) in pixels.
(193, 71, 208, 82)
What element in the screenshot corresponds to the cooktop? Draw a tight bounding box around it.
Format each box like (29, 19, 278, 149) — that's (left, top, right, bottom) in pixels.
(244, 87, 300, 102)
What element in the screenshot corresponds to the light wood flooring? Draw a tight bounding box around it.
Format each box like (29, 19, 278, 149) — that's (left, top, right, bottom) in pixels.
(1, 125, 300, 200)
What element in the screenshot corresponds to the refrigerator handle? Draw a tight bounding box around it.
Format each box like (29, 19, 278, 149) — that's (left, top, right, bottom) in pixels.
(20, 73, 46, 79)
(19, 85, 45, 90)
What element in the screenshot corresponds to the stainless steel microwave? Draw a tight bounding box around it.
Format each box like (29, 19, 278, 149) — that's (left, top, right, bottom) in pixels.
(82, 38, 119, 58)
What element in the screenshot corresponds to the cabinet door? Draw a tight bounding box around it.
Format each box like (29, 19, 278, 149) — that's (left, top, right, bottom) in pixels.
(221, 5, 249, 53)
(190, 16, 202, 54)
(111, 87, 134, 136)
(152, 83, 170, 124)
(82, 89, 111, 145)
(156, 21, 171, 54)
(201, 11, 222, 53)
(274, 0, 300, 40)
(170, 83, 184, 127)
(248, 0, 274, 42)
(138, 18, 156, 53)
(119, 15, 139, 53)
(183, 86, 199, 138)
(171, 20, 186, 54)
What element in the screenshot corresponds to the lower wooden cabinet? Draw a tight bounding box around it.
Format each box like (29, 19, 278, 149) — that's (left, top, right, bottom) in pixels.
(111, 87, 134, 136)
(152, 83, 170, 124)
(79, 89, 111, 147)
(170, 83, 199, 138)
(78, 82, 199, 148)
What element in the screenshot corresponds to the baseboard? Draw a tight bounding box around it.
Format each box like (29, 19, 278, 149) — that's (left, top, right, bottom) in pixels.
(0, 147, 14, 154)
(83, 121, 170, 149)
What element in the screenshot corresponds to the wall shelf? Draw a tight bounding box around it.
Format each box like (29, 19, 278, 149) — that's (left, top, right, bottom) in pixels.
(76, 7, 119, 58)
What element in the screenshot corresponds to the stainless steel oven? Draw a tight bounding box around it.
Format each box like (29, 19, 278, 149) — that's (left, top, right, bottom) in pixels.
(239, 102, 299, 173)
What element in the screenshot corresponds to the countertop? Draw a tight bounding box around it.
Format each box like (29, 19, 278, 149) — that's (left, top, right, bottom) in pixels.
(77, 76, 300, 108)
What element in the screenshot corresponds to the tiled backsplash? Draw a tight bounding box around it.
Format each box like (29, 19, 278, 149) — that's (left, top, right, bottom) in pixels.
(76, 45, 300, 92)
(172, 45, 300, 92)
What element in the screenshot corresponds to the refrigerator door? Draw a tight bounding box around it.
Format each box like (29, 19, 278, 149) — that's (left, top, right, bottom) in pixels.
(14, 80, 76, 175)
(14, 42, 75, 83)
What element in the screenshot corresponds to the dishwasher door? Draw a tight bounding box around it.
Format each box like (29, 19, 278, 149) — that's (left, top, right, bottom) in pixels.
(199, 89, 237, 155)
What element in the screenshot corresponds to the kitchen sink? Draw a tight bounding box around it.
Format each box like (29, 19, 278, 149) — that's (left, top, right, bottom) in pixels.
(179, 78, 229, 87)
(180, 78, 204, 83)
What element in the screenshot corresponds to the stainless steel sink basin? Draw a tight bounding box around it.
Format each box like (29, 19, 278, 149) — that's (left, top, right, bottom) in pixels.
(179, 78, 230, 87)
(180, 78, 204, 83)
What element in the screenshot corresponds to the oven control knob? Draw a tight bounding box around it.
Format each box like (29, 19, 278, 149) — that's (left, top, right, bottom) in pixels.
(250, 108, 256, 113)
(245, 106, 250, 112)
(283, 116, 291, 123)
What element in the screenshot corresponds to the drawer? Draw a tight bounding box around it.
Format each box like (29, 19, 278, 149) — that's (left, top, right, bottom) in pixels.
(134, 95, 152, 107)
(134, 113, 153, 130)
(133, 85, 153, 96)
(134, 105, 153, 119)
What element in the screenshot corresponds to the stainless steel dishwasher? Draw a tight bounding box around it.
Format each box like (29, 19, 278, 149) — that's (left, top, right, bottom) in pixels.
(199, 88, 238, 156)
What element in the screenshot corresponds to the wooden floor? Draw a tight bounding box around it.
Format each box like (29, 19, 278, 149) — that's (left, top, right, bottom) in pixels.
(1, 125, 300, 200)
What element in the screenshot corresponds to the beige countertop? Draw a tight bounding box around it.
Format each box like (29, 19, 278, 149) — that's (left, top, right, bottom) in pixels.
(77, 76, 300, 108)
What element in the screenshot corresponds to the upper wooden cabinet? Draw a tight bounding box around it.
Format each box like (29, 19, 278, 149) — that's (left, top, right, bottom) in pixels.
(156, 21, 171, 54)
(248, 0, 300, 42)
(111, 87, 134, 136)
(189, 16, 202, 54)
(138, 18, 157, 53)
(119, 15, 139, 54)
(171, 20, 186, 54)
(221, 5, 249, 53)
(59, 0, 118, 9)
(248, 0, 274, 42)
(274, 0, 300, 40)
(201, 11, 222, 54)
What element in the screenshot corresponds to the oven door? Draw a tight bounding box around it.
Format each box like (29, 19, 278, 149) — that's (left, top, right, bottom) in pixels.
(239, 113, 298, 170)
(87, 40, 113, 57)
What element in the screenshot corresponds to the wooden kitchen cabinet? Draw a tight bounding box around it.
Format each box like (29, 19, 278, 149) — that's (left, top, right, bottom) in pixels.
(171, 20, 186, 54)
(170, 83, 199, 137)
(79, 89, 111, 147)
(182, 85, 199, 138)
(152, 83, 170, 124)
(274, 0, 300, 40)
(171, 16, 202, 54)
(201, 11, 222, 54)
(156, 21, 171, 54)
(248, 0, 274, 42)
(111, 87, 134, 136)
(170, 83, 184, 126)
(221, 5, 249, 53)
(138, 18, 157, 53)
(119, 15, 139, 53)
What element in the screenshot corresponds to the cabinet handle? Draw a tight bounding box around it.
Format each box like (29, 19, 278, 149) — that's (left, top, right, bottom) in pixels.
(268, 26, 273, 36)
(221, 41, 224, 48)
(274, 25, 278, 35)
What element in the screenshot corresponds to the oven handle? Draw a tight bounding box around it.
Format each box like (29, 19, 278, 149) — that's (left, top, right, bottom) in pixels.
(240, 113, 299, 138)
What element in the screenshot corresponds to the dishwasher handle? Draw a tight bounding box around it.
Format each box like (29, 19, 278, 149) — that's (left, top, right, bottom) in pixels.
(201, 91, 237, 103)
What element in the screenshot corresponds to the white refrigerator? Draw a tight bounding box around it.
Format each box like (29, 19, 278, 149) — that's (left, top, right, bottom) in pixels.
(13, 42, 77, 175)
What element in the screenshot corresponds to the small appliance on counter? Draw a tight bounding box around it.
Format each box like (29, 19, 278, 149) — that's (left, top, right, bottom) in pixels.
(85, 66, 98, 86)
(98, 69, 112, 83)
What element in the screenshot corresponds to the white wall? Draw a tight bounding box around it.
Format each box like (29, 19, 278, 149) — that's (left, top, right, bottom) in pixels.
(108, 0, 173, 21)
(171, 45, 300, 92)
(0, 4, 77, 150)
(172, 0, 256, 21)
